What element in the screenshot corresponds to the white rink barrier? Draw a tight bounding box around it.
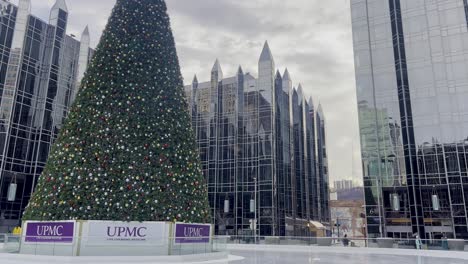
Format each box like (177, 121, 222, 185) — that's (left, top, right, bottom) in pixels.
(19, 220, 213, 256)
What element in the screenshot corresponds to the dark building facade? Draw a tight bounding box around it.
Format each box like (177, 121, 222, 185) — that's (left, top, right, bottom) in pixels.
(185, 42, 330, 236)
(0, 0, 92, 232)
(352, 0, 468, 239)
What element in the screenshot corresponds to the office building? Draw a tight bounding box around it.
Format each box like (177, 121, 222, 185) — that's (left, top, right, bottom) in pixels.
(0, 0, 92, 232)
(334, 180, 354, 191)
(184, 42, 330, 236)
(352, 0, 468, 239)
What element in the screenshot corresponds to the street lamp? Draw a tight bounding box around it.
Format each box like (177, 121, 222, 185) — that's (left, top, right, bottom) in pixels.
(7, 173, 17, 202)
(224, 197, 230, 213)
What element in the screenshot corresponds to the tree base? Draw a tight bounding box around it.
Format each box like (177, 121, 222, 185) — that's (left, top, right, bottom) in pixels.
(19, 220, 214, 256)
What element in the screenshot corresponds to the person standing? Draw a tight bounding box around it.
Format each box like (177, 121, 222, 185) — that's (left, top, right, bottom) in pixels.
(343, 234, 350, 247)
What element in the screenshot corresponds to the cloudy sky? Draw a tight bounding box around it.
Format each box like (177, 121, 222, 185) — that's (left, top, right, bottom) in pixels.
(17, 0, 363, 185)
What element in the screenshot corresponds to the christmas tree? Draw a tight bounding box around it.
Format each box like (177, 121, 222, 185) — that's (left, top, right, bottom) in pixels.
(23, 0, 210, 223)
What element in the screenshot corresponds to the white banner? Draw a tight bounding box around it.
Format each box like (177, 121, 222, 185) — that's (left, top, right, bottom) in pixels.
(83, 221, 168, 246)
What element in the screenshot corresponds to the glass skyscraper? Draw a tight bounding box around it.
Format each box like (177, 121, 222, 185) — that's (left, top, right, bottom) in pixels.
(352, 0, 468, 239)
(185, 42, 330, 236)
(0, 0, 92, 232)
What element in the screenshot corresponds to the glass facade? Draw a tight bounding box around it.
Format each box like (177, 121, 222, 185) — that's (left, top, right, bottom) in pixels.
(185, 42, 330, 236)
(0, 0, 92, 232)
(352, 0, 468, 239)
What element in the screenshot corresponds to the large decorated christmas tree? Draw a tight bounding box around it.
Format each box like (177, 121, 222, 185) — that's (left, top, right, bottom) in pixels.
(23, 0, 210, 223)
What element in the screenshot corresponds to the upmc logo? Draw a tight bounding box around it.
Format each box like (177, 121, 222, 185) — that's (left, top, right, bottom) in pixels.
(106, 226, 147, 238)
(184, 227, 203, 237)
(175, 223, 210, 244)
(25, 222, 75, 243)
(87, 222, 167, 245)
(36, 225, 64, 236)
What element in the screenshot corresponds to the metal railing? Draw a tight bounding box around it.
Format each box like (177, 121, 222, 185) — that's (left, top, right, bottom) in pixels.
(225, 235, 468, 251)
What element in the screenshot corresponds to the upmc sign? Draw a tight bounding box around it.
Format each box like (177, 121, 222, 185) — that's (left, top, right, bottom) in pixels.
(106, 226, 147, 238)
(174, 223, 211, 244)
(85, 221, 167, 246)
(24, 221, 75, 243)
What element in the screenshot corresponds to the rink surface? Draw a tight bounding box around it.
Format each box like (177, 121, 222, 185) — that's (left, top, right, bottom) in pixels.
(2, 243, 468, 263)
(228, 244, 468, 264)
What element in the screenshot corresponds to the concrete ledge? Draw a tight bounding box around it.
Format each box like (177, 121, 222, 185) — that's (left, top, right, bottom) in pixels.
(1, 251, 234, 264)
(227, 244, 468, 260)
(376, 238, 394, 248)
(448, 239, 466, 251)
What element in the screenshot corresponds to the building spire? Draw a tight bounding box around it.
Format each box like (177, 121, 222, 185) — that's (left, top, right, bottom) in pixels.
(52, 0, 68, 12)
(50, 0, 68, 26)
(237, 65, 243, 75)
(308, 96, 314, 109)
(81, 25, 90, 42)
(211, 58, 223, 81)
(82, 25, 89, 37)
(297, 83, 303, 93)
(192, 74, 198, 84)
(275, 69, 282, 79)
(212, 59, 223, 73)
(297, 83, 304, 103)
(317, 103, 324, 117)
(259, 41, 274, 62)
(283, 68, 291, 81)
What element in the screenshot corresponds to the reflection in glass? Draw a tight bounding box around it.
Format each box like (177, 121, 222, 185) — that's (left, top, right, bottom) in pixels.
(0, 0, 92, 232)
(185, 43, 329, 236)
(352, 0, 468, 239)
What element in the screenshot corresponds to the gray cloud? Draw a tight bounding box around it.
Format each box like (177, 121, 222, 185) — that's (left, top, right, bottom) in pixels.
(19, 0, 363, 184)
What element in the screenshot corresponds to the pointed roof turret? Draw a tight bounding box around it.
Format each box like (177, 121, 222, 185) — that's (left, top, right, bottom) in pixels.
(297, 84, 304, 104)
(18, 0, 31, 11)
(259, 41, 274, 62)
(297, 84, 304, 95)
(192, 74, 198, 84)
(52, 0, 68, 12)
(82, 25, 89, 37)
(81, 25, 90, 43)
(212, 59, 222, 73)
(317, 103, 324, 119)
(50, 0, 68, 26)
(275, 70, 282, 79)
(308, 97, 314, 109)
(283, 68, 291, 81)
(237, 65, 244, 75)
(282, 68, 292, 94)
(211, 58, 223, 81)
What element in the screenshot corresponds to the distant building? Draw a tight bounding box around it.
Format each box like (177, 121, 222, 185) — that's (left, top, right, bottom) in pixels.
(184, 42, 330, 236)
(0, 0, 92, 232)
(334, 180, 354, 191)
(330, 200, 366, 238)
(336, 187, 364, 201)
